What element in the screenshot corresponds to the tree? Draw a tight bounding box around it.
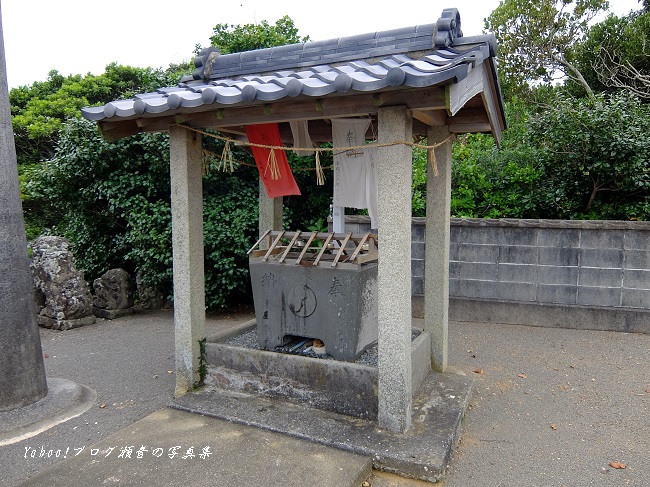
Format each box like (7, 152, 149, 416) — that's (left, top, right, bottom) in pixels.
(10, 63, 191, 166)
(11, 62, 192, 238)
(19, 15, 325, 309)
(283, 148, 335, 231)
(485, 0, 609, 98)
(205, 15, 309, 54)
(575, 10, 650, 100)
(202, 15, 333, 230)
(529, 92, 650, 219)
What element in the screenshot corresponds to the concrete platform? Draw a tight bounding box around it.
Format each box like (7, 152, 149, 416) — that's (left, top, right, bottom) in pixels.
(205, 319, 434, 421)
(18, 408, 372, 487)
(172, 370, 473, 483)
(0, 378, 96, 447)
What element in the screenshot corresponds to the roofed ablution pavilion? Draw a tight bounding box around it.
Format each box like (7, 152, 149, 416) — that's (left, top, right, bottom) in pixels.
(82, 8, 505, 477)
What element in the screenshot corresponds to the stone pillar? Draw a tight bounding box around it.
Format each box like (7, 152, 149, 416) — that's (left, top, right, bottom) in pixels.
(258, 179, 283, 249)
(331, 206, 345, 233)
(0, 9, 48, 411)
(377, 106, 413, 433)
(169, 125, 205, 396)
(425, 126, 452, 372)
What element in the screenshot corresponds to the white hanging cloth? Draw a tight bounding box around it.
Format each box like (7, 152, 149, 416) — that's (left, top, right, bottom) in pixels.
(332, 118, 379, 228)
(289, 120, 315, 156)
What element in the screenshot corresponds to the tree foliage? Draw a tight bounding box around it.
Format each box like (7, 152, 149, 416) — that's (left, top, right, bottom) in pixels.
(12, 62, 193, 239)
(416, 92, 650, 222)
(10, 63, 191, 166)
(206, 15, 309, 54)
(27, 119, 173, 285)
(530, 92, 650, 219)
(19, 16, 322, 310)
(283, 148, 335, 230)
(574, 9, 650, 100)
(473, 0, 650, 221)
(203, 15, 331, 231)
(13, 9, 650, 317)
(27, 118, 260, 308)
(485, 0, 609, 97)
(448, 98, 544, 219)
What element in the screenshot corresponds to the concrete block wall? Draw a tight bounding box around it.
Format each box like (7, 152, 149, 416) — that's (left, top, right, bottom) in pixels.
(446, 218, 650, 310)
(341, 216, 650, 333)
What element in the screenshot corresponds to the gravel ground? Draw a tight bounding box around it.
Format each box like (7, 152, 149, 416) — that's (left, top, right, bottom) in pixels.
(0, 308, 254, 487)
(2, 309, 648, 487)
(442, 322, 650, 487)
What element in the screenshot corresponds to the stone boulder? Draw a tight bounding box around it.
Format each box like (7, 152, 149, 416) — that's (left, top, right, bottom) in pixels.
(135, 272, 165, 311)
(31, 236, 95, 330)
(92, 268, 135, 319)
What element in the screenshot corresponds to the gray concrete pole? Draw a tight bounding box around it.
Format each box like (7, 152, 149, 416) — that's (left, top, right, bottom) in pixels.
(0, 4, 49, 411)
(424, 126, 452, 372)
(169, 125, 206, 396)
(258, 180, 283, 249)
(331, 206, 345, 233)
(377, 106, 413, 433)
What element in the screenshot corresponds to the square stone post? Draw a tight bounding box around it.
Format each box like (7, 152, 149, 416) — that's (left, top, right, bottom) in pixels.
(169, 125, 206, 396)
(425, 126, 452, 372)
(377, 106, 413, 433)
(258, 179, 283, 249)
(331, 206, 345, 233)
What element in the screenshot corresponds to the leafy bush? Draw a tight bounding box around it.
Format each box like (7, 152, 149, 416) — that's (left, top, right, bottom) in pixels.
(201, 153, 259, 309)
(27, 119, 260, 309)
(413, 98, 544, 219)
(530, 92, 650, 220)
(451, 132, 542, 219)
(411, 146, 428, 217)
(283, 145, 334, 230)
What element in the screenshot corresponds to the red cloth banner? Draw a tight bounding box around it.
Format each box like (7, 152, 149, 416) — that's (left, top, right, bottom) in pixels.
(245, 123, 301, 198)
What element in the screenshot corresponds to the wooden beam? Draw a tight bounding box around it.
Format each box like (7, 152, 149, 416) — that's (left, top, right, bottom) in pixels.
(374, 88, 447, 111)
(331, 233, 352, 267)
(295, 232, 318, 265)
(278, 231, 302, 263)
(411, 109, 447, 127)
(313, 233, 334, 266)
(448, 122, 492, 134)
(98, 120, 142, 142)
(262, 231, 285, 262)
(450, 106, 490, 125)
(214, 126, 248, 137)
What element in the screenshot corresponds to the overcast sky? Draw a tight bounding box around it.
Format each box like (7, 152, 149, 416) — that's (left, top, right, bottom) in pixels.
(0, 0, 642, 89)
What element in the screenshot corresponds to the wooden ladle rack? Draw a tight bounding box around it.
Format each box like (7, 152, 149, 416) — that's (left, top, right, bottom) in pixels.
(247, 230, 378, 268)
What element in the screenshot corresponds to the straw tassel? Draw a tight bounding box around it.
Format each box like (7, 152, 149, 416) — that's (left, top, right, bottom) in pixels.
(265, 148, 281, 180)
(202, 150, 212, 175)
(220, 140, 234, 173)
(315, 151, 325, 186)
(429, 147, 439, 177)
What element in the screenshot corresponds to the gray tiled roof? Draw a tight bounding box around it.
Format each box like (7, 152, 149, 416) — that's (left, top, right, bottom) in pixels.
(82, 8, 499, 123)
